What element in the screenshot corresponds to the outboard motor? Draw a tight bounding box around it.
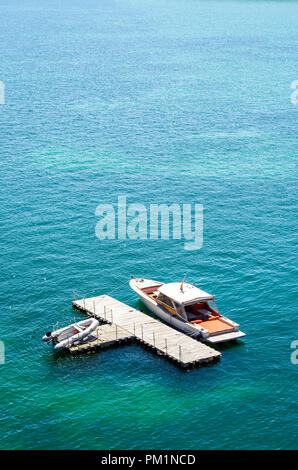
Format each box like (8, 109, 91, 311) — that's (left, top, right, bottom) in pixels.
(42, 331, 52, 343)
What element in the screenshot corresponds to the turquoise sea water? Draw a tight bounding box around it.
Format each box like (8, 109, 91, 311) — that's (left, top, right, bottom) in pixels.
(0, 0, 297, 450)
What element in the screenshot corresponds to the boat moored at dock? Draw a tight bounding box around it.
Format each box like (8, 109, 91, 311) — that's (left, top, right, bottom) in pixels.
(42, 318, 99, 351)
(129, 276, 245, 344)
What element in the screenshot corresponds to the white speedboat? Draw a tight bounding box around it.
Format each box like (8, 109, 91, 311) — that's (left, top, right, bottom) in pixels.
(130, 276, 245, 344)
(42, 318, 99, 351)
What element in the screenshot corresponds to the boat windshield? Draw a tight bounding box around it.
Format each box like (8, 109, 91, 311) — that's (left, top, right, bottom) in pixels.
(158, 293, 173, 308)
(172, 301, 187, 319)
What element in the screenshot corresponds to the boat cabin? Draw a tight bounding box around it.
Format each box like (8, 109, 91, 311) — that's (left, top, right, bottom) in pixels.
(141, 282, 219, 322)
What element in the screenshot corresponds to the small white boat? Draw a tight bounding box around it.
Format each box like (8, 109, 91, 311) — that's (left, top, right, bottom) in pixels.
(130, 276, 245, 344)
(42, 318, 99, 351)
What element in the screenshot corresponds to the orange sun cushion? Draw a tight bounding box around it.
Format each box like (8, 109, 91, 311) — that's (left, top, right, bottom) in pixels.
(200, 319, 234, 334)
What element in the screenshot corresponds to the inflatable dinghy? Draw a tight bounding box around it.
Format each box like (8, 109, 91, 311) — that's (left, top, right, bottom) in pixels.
(42, 318, 99, 351)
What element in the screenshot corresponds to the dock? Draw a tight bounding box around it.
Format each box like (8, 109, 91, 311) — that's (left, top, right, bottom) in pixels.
(69, 323, 135, 354)
(71, 294, 221, 368)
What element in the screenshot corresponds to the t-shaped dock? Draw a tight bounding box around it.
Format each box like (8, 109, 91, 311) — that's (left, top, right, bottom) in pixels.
(71, 294, 221, 368)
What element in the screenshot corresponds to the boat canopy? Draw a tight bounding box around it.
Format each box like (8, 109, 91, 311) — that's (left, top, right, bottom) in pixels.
(157, 282, 214, 305)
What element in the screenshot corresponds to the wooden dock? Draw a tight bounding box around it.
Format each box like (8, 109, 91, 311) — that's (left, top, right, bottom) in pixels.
(71, 294, 221, 368)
